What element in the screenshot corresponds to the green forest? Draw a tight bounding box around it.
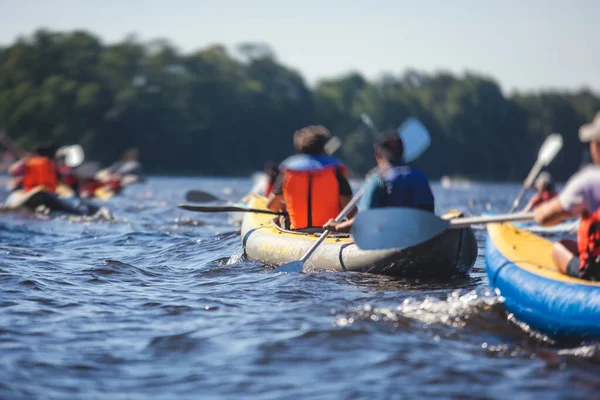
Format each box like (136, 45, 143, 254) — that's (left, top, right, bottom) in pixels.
(1, 29, 599, 180)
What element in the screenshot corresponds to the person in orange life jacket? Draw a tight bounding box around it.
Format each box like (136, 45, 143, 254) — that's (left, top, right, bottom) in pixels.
(535, 112, 600, 280)
(323, 130, 434, 233)
(522, 172, 557, 212)
(10, 144, 59, 193)
(266, 125, 352, 230)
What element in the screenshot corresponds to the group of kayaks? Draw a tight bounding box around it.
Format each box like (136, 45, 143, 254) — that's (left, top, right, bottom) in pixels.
(1, 161, 143, 217)
(227, 192, 598, 340)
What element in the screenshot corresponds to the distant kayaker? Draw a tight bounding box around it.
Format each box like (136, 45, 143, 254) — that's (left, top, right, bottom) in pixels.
(535, 112, 600, 280)
(522, 171, 557, 212)
(324, 131, 434, 233)
(10, 143, 59, 193)
(266, 125, 352, 230)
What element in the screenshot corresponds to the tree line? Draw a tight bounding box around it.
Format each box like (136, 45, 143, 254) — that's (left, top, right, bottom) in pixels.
(1, 29, 598, 180)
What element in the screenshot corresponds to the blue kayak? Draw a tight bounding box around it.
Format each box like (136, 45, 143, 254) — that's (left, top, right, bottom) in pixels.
(486, 222, 600, 338)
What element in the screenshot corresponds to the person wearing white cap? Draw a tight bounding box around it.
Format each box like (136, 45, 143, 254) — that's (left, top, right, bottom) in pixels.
(522, 171, 557, 212)
(535, 112, 600, 280)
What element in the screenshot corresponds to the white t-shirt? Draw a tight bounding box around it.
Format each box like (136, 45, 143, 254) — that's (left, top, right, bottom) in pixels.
(559, 165, 600, 215)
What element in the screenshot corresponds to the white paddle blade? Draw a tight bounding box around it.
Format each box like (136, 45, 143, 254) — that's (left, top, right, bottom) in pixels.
(58, 145, 85, 168)
(398, 118, 431, 163)
(324, 136, 342, 155)
(538, 133, 563, 166)
(360, 113, 376, 130)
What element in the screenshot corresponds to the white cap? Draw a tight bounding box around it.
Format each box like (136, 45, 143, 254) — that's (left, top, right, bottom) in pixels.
(579, 112, 600, 143)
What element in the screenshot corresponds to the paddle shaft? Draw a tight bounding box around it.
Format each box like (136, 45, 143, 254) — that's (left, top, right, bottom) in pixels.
(510, 134, 563, 213)
(510, 161, 543, 212)
(299, 186, 365, 263)
(449, 212, 535, 228)
(0, 131, 28, 158)
(178, 204, 285, 216)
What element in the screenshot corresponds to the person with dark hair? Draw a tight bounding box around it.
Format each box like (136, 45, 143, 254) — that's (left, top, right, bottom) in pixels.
(522, 171, 557, 212)
(266, 125, 352, 230)
(323, 130, 434, 233)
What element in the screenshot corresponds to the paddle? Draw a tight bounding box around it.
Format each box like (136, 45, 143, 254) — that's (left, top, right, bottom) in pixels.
(273, 186, 366, 273)
(352, 208, 534, 250)
(56, 145, 85, 168)
(360, 114, 430, 163)
(360, 113, 378, 134)
(0, 131, 28, 158)
(178, 204, 285, 216)
(184, 190, 222, 203)
(510, 133, 563, 212)
(324, 136, 342, 155)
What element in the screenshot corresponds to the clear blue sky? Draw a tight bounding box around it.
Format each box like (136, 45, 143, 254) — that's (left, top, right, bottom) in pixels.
(1, 0, 598, 93)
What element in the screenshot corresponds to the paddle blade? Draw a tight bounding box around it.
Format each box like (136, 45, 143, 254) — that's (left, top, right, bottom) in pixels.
(324, 136, 342, 155)
(274, 261, 304, 273)
(116, 160, 141, 175)
(178, 203, 284, 215)
(360, 113, 377, 132)
(57, 145, 85, 168)
(538, 133, 563, 166)
(352, 208, 449, 250)
(398, 118, 431, 162)
(185, 190, 220, 203)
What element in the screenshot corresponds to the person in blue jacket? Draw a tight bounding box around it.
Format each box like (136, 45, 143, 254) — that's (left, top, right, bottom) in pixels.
(323, 130, 434, 233)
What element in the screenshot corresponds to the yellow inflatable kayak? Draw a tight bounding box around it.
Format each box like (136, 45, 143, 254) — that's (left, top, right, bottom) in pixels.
(241, 195, 478, 278)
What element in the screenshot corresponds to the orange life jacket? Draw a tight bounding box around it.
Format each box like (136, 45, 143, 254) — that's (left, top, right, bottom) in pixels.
(577, 208, 600, 272)
(22, 156, 57, 193)
(282, 164, 346, 230)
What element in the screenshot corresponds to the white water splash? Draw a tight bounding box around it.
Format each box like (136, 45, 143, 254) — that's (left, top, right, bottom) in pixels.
(227, 247, 246, 264)
(335, 288, 503, 328)
(557, 344, 599, 358)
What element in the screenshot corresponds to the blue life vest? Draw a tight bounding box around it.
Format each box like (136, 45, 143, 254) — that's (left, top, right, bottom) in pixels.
(360, 165, 434, 212)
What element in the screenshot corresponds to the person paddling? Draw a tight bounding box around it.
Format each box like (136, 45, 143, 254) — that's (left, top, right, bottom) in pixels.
(522, 171, 557, 212)
(266, 125, 352, 230)
(324, 130, 434, 233)
(535, 112, 600, 280)
(10, 143, 59, 194)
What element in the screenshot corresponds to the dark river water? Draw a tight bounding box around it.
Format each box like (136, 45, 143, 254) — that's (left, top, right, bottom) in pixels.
(0, 177, 599, 399)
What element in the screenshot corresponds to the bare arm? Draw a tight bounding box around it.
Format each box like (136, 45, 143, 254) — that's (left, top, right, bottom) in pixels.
(534, 197, 574, 226)
(323, 217, 354, 233)
(266, 193, 283, 212)
(522, 197, 535, 213)
(339, 195, 356, 218)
